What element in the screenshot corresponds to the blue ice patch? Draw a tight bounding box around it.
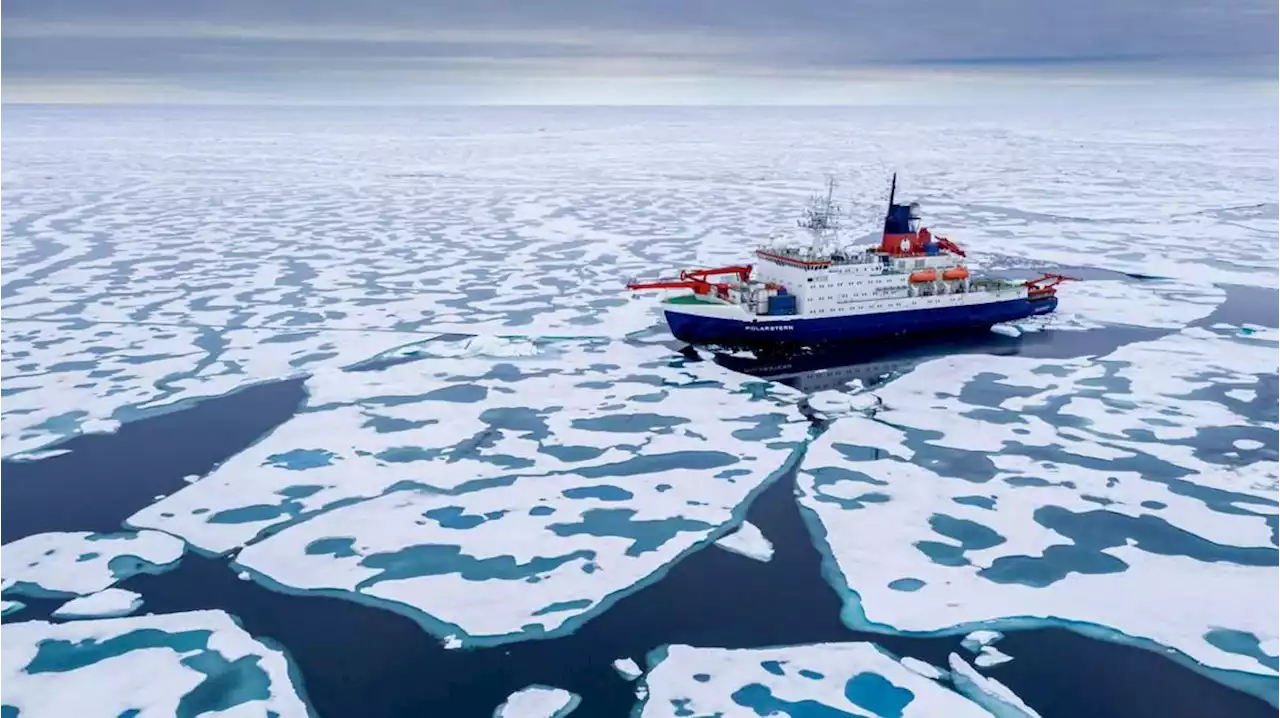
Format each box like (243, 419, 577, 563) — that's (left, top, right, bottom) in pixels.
(571, 413, 688, 433)
(730, 682, 859, 717)
(264, 449, 335, 471)
(547, 508, 713, 557)
(887, 578, 926, 592)
(304, 537, 358, 558)
(844, 672, 914, 718)
(561, 485, 634, 501)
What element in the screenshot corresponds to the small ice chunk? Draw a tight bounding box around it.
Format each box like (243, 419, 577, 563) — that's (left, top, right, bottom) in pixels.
(237, 571, 251, 581)
(949, 653, 1041, 717)
(493, 684, 581, 718)
(808, 390, 880, 416)
(1225, 388, 1257, 402)
(1233, 439, 1265, 450)
(961, 630, 1005, 653)
(52, 588, 144, 619)
(990, 324, 1021, 338)
(154, 494, 166, 501)
(613, 657, 643, 681)
(900, 656, 944, 680)
(975, 645, 1014, 668)
(443, 634, 463, 650)
(714, 521, 775, 563)
(182, 474, 201, 483)
(635, 684, 648, 700)
(80, 417, 122, 434)
(1, 600, 26, 617)
(9, 449, 71, 462)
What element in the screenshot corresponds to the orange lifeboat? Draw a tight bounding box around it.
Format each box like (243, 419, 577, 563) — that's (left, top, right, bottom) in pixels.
(908, 268, 938, 283)
(943, 266, 969, 281)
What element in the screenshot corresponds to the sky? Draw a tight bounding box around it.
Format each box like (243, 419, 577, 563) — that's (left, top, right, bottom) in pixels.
(2, 0, 1277, 104)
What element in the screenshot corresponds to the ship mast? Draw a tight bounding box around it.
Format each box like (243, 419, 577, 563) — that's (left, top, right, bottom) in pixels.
(798, 175, 841, 254)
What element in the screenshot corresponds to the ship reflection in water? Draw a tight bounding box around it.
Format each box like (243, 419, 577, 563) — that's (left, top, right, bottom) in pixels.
(708, 326, 1059, 393)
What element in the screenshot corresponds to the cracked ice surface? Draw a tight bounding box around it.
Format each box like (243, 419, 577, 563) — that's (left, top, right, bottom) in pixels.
(637, 643, 996, 717)
(130, 339, 810, 644)
(0, 320, 432, 458)
(797, 326, 1279, 698)
(2, 531, 185, 597)
(0, 610, 312, 717)
(5, 103, 1274, 453)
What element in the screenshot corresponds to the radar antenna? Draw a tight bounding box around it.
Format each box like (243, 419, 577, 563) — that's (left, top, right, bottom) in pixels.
(798, 175, 842, 253)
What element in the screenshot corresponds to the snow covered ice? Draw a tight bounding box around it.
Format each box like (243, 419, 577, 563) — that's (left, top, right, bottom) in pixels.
(614, 657, 644, 681)
(131, 338, 810, 644)
(2, 530, 185, 597)
(796, 325, 1280, 699)
(899, 657, 945, 681)
(1, 610, 313, 717)
(51, 588, 145, 619)
(714, 521, 775, 562)
(948, 653, 1041, 717)
(3, 102, 1277, 714)
(493, 685, 581, 718)
(974, 646, 1014, 668)
(961, 630, 1004, 653)
(637, 642, 1003, 717)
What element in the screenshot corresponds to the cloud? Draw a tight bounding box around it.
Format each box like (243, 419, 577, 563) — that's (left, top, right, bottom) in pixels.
(3, 0, 1276, 104)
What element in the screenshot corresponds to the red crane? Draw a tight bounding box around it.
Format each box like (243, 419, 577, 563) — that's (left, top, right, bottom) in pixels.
(626, 265, 753, 296)
(934, 236, 966, 257)
(1024, 273, 1078, 297)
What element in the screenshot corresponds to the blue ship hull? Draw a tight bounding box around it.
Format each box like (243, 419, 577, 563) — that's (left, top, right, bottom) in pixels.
(665, 296, 1058, 346)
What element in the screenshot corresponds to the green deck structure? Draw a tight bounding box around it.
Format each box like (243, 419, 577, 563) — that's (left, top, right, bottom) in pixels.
(664, 294, 717, 305)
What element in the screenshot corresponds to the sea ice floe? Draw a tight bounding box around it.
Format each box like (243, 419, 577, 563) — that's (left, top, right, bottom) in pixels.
(796, 327, 1279, 700)
(975, 646, 1014, 668)
(493, 685, 581, 718)
(1262, 638, 1280, 659)
(960, 630, 1004, 653)
(7, 449, 72, 463)
(948, 653, 1041, 717)
(960, 199, 1277, 290)
(51, 588, 144, 619)
(1, 600, 26, 617)
(2, 530, 185, 597)
(614, 657, 643, 681)
(132, 340, 809, 644)
(807, 389, 881, 419)
(1046, 279, 1226, 330)
(993, 280, 1225, 336)
(714, 521, 775, 563)
(899, 657, 945, 680)
(0, 318, 428, 458)
(1, 610, 313, 717)
(637, 643, 1001, 717)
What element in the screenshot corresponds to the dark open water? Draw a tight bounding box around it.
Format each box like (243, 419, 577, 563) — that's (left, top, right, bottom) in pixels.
(3, 287, 1277, 718)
